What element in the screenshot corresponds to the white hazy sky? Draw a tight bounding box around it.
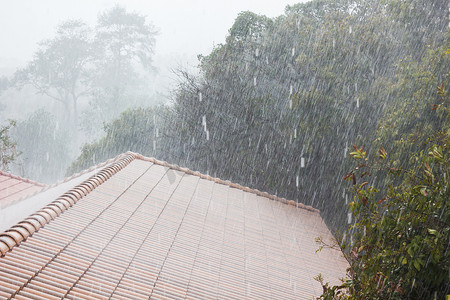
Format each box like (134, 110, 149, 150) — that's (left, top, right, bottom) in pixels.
(0, 0, 306, 67)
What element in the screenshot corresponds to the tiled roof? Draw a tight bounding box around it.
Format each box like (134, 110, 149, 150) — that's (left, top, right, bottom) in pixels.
(0, 171, 46, 209)
(0, 152, 348, 299)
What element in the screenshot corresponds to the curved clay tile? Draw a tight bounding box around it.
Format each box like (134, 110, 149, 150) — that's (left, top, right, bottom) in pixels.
(0, 153, 136, 257)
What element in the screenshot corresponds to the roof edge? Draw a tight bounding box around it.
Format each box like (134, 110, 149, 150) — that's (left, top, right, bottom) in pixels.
(0, 153, 136, 257)
(0, 170, 47, 187)
(0, 153, 130, 209)
(129, 152, 320, 214)
(0, 151, 319, 257)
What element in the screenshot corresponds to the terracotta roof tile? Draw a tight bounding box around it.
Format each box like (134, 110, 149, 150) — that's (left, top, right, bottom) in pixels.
(0, 152, 348, 298)
(0, 171, 46, 208)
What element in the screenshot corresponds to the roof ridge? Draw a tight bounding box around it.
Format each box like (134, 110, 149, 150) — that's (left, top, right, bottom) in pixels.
(0, 170, 46, 187)
(129, 152, 320, 214)
(0, 153, 136, 257)
(0, 152, 130, 209)
(0, 151, 319, 257)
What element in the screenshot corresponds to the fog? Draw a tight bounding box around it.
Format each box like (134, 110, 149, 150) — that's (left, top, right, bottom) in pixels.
(0, 0, 304, 182)
(0, 0, 303, 79)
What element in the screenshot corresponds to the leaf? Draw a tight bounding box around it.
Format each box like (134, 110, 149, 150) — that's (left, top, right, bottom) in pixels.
(360, 182, 368, 189)
(413, 260, 421, 271)
(362, 196, 367, 206)
(352, 173, 356, 185)
(377, 197, 386, 204)
(379, 146, 387, 159)
(343, 172, 353, 180)
(427, 228, 437, 235)
(401, 257, 407, 265)
(360, 171, 370, 178)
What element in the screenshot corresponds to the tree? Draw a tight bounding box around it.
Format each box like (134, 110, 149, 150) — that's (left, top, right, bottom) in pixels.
(12, 20, 93, 127)
(11, 110, 71, 183)
(316, 44, 449, 300)
(68, 106, 169, 174)
(90, 5, 157, 118)
(0, 120, 19, 171)
(11, 6, 158, 137)
(317, 137, 449, 298)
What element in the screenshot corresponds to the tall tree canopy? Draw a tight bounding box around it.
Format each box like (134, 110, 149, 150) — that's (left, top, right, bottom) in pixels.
(11, 6, 157, 132)
(12, 20, 93, 125)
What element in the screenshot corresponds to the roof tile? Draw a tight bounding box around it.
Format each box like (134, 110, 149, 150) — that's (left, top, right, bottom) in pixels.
(0, 152, 348, 298)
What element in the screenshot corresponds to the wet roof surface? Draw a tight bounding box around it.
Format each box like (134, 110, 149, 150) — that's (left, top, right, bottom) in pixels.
(0, 153, 348, 299)
(0, 171, 46, 209)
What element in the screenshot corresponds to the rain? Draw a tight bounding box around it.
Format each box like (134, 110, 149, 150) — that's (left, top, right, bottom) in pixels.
(0, 0, 449, 298)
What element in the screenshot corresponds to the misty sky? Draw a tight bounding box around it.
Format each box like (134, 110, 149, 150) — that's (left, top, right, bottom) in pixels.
(0, 0, 306, 74)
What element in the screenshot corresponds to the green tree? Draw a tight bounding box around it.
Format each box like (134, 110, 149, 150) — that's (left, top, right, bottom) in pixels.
(68, 106, 169, 174)
(317, 137, 449, 298)
(0, 120, 19, 171)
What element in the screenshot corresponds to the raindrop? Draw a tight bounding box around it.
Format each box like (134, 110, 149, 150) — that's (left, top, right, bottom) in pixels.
(294, 128, 297, 139)
(289, 99, 293, 109)
(341, 233, 346, 245)
(202, 115, 206, 130)
(291, 47, 295, 57)
(290, 84, 293, 95)
(253, 77, 257, 86)
(153, 140, 156, 151)
(255, 48, 259, 57)
(198, 92, 202, 102)
(356, 98, 360, 108)
(296, 175, 299, 188)
(265, 56, 269, 64)
(301, 157, 305, 168)
(206, 130, 209, 141)
(333, 38, 336, 48)
(349, 25, 352, 34)
(155, 128, 159, 138)
(347, 212, 352, 224)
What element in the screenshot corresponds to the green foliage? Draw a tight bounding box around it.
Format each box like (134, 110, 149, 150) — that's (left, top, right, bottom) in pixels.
(318, 137, 449, 298)
(68, 106, 168, 174)
(227, 11, 273, 43)
(376, 43, 450, 162)
(0, 120, 19, 171)
(167, 0, 450, 230)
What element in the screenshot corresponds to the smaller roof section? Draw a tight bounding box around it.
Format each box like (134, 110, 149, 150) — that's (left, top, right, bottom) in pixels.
(0, 171, 46, 209)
